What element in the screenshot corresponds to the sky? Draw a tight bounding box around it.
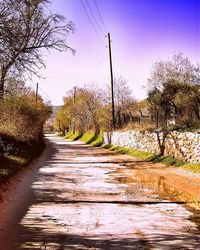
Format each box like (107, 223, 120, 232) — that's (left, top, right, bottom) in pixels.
(30, 0, 200, 105)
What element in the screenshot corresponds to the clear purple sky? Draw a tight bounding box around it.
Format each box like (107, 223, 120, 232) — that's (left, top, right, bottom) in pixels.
(31, 0, 200, 105)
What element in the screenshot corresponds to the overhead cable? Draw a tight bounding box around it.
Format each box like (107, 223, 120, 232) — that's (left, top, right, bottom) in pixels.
(85, 0, 105, 36)
(93, 0, 108, 33)
(80, 0, 106, 46)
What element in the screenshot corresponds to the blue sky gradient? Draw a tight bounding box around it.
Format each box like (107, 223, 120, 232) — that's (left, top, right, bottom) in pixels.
(33, 0, 200, 105)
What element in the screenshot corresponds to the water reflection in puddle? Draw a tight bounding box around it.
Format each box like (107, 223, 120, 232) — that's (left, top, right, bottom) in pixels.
(114, 167, 200, 211)
(16, 136, 200, 249)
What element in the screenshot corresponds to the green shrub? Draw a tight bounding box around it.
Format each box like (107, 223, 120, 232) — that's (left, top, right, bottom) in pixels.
(65, 131, 83, 141)
(80, 131, 103, 147)
(101, 144, 153, 159)
(65, 130, 200, 174)
(182, 164, 200, 173)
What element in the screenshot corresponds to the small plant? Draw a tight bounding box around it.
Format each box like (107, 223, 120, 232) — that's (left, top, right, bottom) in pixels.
(101, 144, 153, 160)
(80, 131, 103, 147)
(5, 155, 27, 165)
(150, 155, 185, 167)
(182, 164, 200, 173)
(65, 131, 83, 141)
(65, 130, 200, 174)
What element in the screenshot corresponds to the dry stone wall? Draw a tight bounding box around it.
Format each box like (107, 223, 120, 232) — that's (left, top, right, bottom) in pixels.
(103, 131, 200, 163)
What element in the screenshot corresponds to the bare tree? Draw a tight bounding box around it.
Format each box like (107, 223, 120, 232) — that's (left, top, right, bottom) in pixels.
(4, 78, 32, 96)
(106, 77, 136, 128)
(0, 0, 75, 97)
(148, 53, 200, 127)
(148, 52, 200, 91)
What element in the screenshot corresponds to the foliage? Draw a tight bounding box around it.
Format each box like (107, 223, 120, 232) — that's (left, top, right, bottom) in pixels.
(55, 85, 106, 133)
(0, 0, 74, 96)
(79, 131, 97, 144)
(0, 135, 45, 186)
(150, 155, 185, 167)
(80, 131, 103, 147)
(0, 0, 75, 185)
(182, 164, 200, 173)
(114, 77, 136, 126)
(0, 91, 51, 185)
(121, 121, 155, 131)
(91, 134, 103, 147)
(72, 86, 102, 133)
(56, 53, 200, 133)
(55, 79, 136, 133)
(0, 94, 51, 142)
(65, 131, 83, 141)
(54, 101, 73, 135)
(148, 53, 200, 128)
(102, 144, 153, 159)
(148, 52, 200, 90)
(102, 144, 200, 173)
(64, 130, 200, 174)
(106, 77, 136, 128)
(4, 78, 32, 96)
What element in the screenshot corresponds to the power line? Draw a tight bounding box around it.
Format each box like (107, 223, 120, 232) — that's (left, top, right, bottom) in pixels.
(85, 0, 105, 36)
(92, 48, 107, 74)
(38, 86, 51, 101)
(26, 81, 51, 102)
(93, 0, 108, 33)
(80, 0, 106, 46)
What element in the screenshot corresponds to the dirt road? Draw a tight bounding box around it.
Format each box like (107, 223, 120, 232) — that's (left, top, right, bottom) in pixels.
(0, 135, 200, 249)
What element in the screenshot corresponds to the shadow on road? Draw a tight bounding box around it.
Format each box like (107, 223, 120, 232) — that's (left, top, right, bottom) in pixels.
(2, 135, 200, 249)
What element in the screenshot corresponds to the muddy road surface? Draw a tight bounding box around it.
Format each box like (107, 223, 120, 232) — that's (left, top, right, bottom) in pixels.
(0, 135, 200, 249)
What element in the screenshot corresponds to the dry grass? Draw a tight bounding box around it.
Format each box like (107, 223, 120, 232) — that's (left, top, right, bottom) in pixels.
(121, 121, 156, 132)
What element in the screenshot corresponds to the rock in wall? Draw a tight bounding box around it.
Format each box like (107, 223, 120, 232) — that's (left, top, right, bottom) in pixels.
(103, 131, 200, 163)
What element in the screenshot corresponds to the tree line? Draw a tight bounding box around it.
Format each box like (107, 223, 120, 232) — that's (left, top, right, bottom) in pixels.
(54, 78, 136, 134)
(55, 53, 200, 134)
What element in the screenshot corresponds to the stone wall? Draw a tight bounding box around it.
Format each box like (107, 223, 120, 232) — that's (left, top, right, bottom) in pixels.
(103, 131, 200, 163)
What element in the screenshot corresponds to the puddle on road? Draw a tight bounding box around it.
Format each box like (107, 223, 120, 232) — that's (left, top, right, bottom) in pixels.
(14, 136, 200, 249)
(114, 166, 200, 211)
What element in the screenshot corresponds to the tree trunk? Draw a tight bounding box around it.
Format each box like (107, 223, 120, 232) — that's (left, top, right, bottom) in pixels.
(156, 108, 159, 128)
(195, 106, 200, 120)
(94, 119, 100, 135)
(0, 77, 4, 99)
(156, 131, 169, 156)
(0, 67, 7, 99)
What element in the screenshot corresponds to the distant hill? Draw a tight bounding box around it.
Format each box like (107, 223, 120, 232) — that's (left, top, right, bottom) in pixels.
(50, 106, 62, 119)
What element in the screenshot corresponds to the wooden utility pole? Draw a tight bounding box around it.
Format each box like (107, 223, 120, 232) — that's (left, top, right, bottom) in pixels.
(108, 33, 115, 130)
(35, 82, 39, 106)
(72, 86, 76, 134)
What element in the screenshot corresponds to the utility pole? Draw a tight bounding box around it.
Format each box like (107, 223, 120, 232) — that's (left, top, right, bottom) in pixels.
(72, 86, 76, 134)
(35, 82, 38, 106)
(108, 33, 116, 130)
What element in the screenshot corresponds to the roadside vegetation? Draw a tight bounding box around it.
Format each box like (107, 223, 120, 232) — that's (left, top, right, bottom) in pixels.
(55, 53, 200, 134)
(147, 53, 200, 129)
(64, 130, 200, 173)
(0, 84, 52, 184)
(56, 53, 200, 174)
(65, 130, 103, 147)
(0, 0, 74, 185)
(54, 78, 136, 134)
